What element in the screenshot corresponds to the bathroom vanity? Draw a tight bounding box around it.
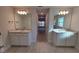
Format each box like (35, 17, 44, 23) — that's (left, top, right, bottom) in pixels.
(52, 14, 78, 47)
(8, 8, 33, 46)
(8, 30, 32, 46)
(52, 29, 77, 47)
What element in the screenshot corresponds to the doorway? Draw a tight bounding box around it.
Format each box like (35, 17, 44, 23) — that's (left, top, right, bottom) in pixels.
(37, 15, 47, 42)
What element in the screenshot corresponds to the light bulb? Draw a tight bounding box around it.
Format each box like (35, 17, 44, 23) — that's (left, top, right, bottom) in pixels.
(17, 11, 20, 14)
(65, 11, 69, 14)
(63, 11, 66, 15)
(58, 13, 61, 15)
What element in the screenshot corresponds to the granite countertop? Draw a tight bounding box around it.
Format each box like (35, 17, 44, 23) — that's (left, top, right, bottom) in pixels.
(9, 29, 32, 33)
(52, 29, 76, 34)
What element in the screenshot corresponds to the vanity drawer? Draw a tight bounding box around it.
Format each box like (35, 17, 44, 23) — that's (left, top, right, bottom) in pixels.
(9, 33, 30, 46)
(11, 37, 29, 45)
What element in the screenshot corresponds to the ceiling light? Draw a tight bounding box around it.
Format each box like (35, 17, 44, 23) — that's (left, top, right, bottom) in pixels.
(58, 10, 69, 15)
(17, 10, 28, 15)
(60, 11, 63, 15)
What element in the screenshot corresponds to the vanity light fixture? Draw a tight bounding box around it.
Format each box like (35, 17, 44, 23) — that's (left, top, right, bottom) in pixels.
(17, 10, 28, 15)
(58, 10, 69, 15)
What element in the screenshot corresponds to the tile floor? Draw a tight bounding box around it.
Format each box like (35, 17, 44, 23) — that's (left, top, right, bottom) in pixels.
(37, 32, 47, 42)
(5, 42, 79, 53)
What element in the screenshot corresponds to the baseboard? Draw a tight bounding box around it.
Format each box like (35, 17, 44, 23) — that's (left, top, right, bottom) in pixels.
(56, 46, 75, 48)
(11, 45, 29, 47)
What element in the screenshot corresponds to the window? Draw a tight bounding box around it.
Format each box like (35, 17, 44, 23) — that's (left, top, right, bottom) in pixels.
(57, 17, 64, 27)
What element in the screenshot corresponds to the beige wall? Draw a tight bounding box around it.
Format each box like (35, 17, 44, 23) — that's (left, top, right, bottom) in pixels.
(70, 7, 79, 32)
(69, 7, 79, 50)
(48, 8, 55, 30)
(31, 8, 38, 43)
(47, 8, 56, 43)
(0, 7, 14, 52)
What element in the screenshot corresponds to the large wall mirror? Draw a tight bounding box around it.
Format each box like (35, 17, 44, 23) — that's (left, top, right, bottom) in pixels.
(54, 15, 65, 28)
(53, 9, 72, 30)
(14, 8, 32, 30)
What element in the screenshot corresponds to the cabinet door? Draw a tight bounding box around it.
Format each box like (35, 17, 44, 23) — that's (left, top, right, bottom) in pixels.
(11, 35, 20, 45)
(66, 34, 76, 46)
(10, 33, 29, 45)
(53, 32, 57, 45)
(18, 36, 28, 45)
(56, 33, 66, 46)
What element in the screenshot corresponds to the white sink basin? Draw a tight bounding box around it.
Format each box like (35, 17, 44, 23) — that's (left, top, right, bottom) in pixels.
(53, 29, 75, 38)
(53, 29, 66, 33)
